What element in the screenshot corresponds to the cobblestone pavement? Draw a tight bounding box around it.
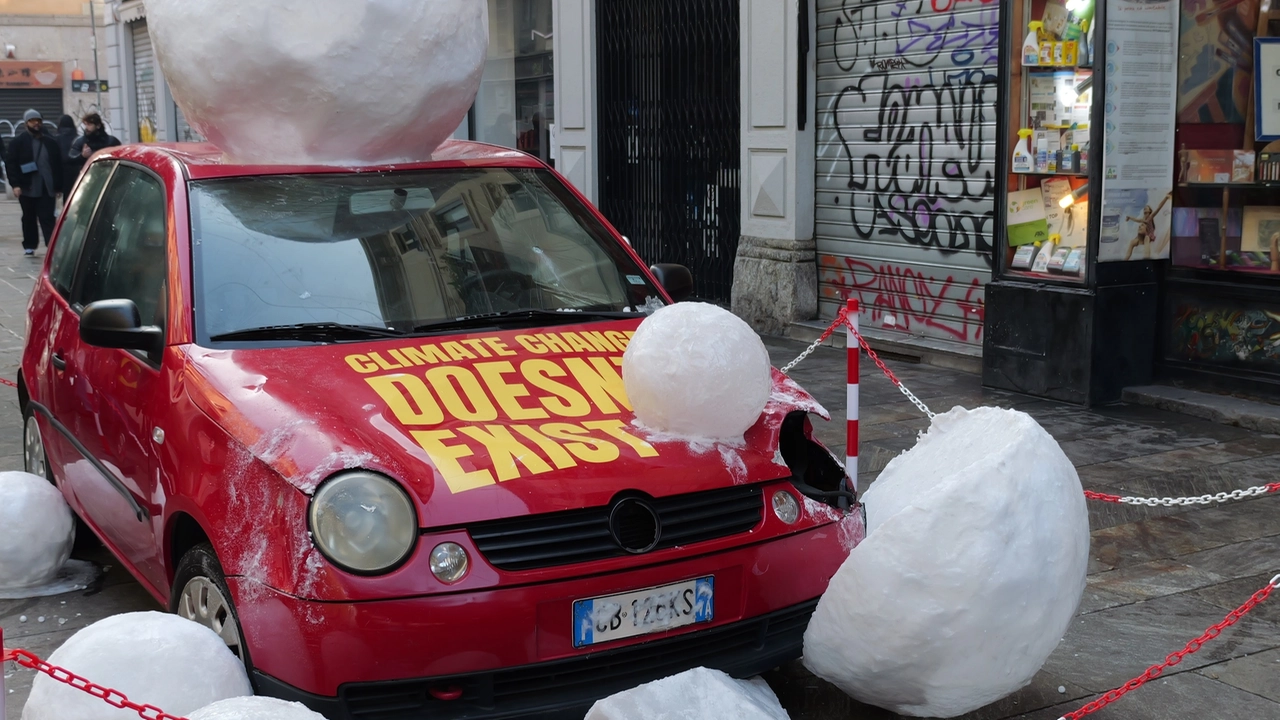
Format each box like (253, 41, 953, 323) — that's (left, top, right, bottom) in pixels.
(1, 194, 1278, 719)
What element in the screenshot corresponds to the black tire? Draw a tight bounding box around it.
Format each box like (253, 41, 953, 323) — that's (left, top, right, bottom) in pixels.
(171, 542, 253, 672)
(22, 404, 53, 482)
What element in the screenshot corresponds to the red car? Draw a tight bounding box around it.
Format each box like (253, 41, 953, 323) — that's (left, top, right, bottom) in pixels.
(19, 141, 863, 718)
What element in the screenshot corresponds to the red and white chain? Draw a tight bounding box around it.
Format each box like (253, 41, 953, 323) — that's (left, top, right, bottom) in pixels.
(1, 647, 189, 720)
(1085, 484, 1280, 507)
(781, 310, 936, 419)
(1058, 573, 1280, 720)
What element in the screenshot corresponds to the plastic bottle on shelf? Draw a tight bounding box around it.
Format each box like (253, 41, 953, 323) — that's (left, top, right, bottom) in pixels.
(1023, 22, 1043, 66)
(1013, 129, 1035, 173)
(1035, 135, 1049, 173)
(1032, 234, 1059, 273)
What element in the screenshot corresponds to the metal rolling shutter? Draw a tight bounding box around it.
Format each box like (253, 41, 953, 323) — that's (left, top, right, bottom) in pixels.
(814, 0, 999, 350)
(0, 89, 63, 137)
(174, 103, 203, 142)
(132, 21, 157, 142)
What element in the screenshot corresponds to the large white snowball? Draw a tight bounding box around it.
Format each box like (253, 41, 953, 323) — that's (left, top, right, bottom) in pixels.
(190, 697, 326, 720)
(145, 0, 488, 165)
(22, 612, 252, 720)
(586, 667, 789, 720)
(623, 303, 772, 440)
(803, 407, 1089, 717)
(0, 471, 74, 592)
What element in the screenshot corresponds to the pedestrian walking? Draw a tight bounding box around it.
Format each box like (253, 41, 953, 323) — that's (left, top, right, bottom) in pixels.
(3, 109, 63, 256)
(54, 114, 78, 198)
(68, 113, 121, 177)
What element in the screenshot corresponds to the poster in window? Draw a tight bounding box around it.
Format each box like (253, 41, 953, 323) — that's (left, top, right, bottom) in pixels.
(1254, 38, 1280, 141)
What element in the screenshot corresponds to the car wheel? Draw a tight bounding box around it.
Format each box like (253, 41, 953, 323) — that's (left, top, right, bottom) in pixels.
(172, 542, 251, 667)
(23, 406, 50, 481)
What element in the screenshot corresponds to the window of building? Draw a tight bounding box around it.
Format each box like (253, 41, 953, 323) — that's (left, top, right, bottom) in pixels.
(471, 0, 555, 165)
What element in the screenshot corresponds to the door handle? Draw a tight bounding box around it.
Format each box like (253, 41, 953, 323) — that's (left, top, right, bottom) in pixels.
(51, 352, 67, 371)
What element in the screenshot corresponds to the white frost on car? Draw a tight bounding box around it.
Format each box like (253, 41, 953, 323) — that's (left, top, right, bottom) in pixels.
(22, 612, 252, 720)
(145, 0, 488, 165)
(803, 407, 1090, 717)
(190, 696, 327, 720)
(622, 302, 772, 442)
(585, 667, 790, 720)
(0, 471, 75, 594)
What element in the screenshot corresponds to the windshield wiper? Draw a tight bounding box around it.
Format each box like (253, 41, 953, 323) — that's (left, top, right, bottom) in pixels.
(210, 323, 408, 343)
(413, 309, 642, 334)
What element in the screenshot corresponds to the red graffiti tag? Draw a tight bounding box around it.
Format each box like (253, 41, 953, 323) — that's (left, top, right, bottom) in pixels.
(820, 256, 986, 343)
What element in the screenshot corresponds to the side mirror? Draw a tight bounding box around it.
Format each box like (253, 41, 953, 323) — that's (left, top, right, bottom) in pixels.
(649, 263, 694, 303)
(80, 299, 164, 355)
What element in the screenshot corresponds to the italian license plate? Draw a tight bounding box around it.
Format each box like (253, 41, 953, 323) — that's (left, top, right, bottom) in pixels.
(572, 576, 714, 648)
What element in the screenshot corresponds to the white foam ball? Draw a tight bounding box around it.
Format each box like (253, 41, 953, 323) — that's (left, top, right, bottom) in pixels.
(622, 303, 772, 440)
(586, 667, 789, 720)
(190, 697, 326, 720)
(0, 471, 74, 591)
(803, 407, 1089, 717)
(146, 0, 488, 164)
(22, 612, 252, 720)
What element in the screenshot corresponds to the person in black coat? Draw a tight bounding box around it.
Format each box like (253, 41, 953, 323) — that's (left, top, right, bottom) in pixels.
(54, 114, 78, 197)
(4, 109, 63, 255)
(68, 113, 121, 176)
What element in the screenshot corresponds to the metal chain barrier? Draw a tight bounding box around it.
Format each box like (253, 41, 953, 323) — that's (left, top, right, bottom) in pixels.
(781, 309, 936, 419)
(0, 377, 16, 388)
(1, 645, 190, 720)
(1058, 573, 1280, 720)
(1085, 484, 1280, 507)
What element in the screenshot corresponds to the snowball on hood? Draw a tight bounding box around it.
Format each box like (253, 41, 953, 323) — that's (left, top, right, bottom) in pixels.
(803, 407, 1090, 717)
(623, 302, 773, 442)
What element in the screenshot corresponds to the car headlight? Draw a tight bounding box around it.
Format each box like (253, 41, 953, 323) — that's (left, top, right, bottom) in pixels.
(772, 490, 800, 524)
(309, 471, 418, 575)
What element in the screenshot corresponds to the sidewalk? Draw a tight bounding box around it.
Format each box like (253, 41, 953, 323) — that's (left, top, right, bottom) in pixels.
(765, 334, 1280, 720)
(0, 191, 1277, 719)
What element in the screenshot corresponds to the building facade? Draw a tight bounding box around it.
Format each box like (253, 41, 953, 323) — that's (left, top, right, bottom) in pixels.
(99, 0, 997, 354)
(0, 0, 112, 137)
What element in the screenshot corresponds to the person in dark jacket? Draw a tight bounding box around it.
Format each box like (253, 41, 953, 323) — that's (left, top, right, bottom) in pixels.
(68, 113, 121, 175)
(54, 114, 78, 197)
(4, 109, 63, 256)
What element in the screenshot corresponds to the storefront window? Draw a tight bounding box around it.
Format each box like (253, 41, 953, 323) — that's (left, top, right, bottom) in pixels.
(1171, 0, 1278, 275)
(472, 0, 555, 166)
(1003, 0, 1096, 285)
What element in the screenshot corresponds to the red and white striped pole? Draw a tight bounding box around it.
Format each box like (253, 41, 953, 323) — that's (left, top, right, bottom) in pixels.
(846, 298, 859, 492)
(1, 627, 7, 719)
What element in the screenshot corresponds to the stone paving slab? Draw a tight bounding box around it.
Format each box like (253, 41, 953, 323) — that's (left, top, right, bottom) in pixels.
(1014, 671, 1280, 720)
(1200, 646, 1280, 703)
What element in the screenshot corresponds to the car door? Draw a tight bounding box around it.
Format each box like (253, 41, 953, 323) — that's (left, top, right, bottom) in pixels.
(62, 163, 171, 590)
(39, 161, 116, 507)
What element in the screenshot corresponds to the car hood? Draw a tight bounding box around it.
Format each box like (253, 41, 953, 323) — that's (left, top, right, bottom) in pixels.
(181, 319, 829, 527)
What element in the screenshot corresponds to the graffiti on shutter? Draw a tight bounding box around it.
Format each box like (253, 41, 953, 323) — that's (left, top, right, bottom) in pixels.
(816, 0, 998, 346)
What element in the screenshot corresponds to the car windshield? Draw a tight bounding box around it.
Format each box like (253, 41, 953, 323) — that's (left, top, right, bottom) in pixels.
(189, 168, 664, 342)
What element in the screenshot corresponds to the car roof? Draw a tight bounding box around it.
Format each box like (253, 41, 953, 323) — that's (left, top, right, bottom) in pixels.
(101, 139, 546, 180)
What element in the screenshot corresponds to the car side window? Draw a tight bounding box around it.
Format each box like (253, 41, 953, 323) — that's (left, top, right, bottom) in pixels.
(50, 161, 114, 297)
(73, 165, 169, 330)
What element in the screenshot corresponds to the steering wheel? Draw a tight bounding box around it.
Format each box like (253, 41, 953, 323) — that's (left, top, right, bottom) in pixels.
(461, 269, 534, 312)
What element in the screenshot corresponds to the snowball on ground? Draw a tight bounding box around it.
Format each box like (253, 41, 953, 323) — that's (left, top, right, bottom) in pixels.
(0, 471, 74, 592)
(585, 667, 789, 720)
(22, 612, 252, 720)
(622, 303, 772, 440)
(190, 697, 326, 720)
(145, 0, 488, 165)
(803, 407, 1090, 718)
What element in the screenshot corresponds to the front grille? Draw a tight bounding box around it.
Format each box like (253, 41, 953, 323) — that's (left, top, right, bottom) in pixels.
(340, 599, 818, 720)
(468, 485, 764, 571)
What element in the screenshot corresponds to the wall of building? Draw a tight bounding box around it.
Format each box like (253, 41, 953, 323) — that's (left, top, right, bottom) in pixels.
(0, 4, 112, 128)
(813, 0, 998, 351)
